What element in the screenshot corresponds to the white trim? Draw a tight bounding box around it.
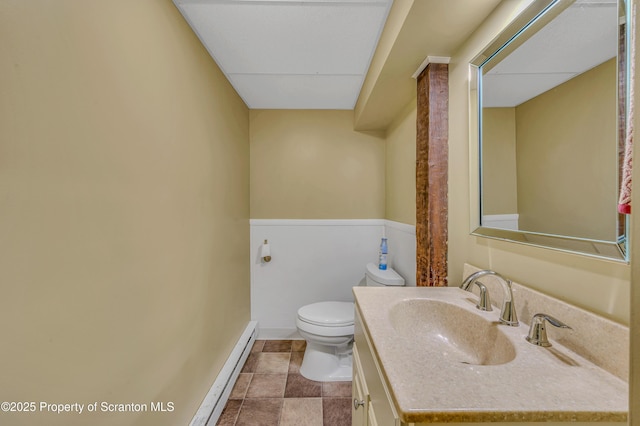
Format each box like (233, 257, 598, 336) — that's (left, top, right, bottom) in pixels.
(250, 219, 385, 227)
(190, 321, 258, 426)
(257, 328, 302, 340)
(249, 220, 415, 232)
(482, 213, 519, 221)
(482, 214, 519, 231)
(411, 55, 451, 79)
(383, 220, 416, 235)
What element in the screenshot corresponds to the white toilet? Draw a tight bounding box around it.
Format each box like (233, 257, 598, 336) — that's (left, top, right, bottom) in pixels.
(296, 263, 405, 382)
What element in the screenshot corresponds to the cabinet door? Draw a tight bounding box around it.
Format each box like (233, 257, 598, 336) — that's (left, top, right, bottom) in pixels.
(352, 344, 368, 426)
(367, 402, 379, 426)
(355, 307, 402, 426)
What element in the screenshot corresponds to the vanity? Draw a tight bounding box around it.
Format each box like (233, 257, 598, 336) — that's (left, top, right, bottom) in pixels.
(351, 281, 628, 426)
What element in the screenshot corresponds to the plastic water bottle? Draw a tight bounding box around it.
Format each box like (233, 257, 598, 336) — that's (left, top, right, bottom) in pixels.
(378, 238, 388, 270)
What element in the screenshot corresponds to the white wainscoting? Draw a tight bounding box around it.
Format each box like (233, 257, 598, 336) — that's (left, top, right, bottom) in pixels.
(383, 220, 416, 287)
(481, 214, 519, 230)
(250, 219, 416, 339)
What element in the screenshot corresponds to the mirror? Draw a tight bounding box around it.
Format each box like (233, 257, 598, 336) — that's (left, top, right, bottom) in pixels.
(469, 0, 630, 262)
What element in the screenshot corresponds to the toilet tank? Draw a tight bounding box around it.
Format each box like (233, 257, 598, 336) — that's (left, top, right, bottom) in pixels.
(365, 263, 405, 287)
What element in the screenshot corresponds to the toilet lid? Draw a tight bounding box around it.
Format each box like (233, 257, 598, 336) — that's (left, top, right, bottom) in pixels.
(297, 302, 354, 327)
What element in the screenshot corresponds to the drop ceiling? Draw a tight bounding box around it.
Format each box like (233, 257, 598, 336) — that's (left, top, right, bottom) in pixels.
(483, 0, 618, 107)
(172, 0, 506, 122)
(173, 0, 392, 109)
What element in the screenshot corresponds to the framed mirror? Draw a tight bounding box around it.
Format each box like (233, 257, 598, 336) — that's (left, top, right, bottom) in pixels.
(469, 0, 630, 262)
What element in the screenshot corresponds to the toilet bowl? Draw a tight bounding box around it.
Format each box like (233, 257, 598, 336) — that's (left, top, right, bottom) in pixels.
(296, 301, 355, 382)
(296, 263, 405, 382)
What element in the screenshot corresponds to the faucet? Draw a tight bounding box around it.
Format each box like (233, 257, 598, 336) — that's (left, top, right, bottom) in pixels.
(466, 281, 493, 311)
(460, 270, 519, 326)
(526, 313, 572, 347)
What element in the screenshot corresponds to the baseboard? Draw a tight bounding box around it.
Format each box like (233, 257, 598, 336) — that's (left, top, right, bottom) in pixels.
(257, 328, 301, 340)
(190, 321, 258, 426)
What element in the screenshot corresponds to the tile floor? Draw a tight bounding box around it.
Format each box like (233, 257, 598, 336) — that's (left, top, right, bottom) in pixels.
(216, 339, 352, 426)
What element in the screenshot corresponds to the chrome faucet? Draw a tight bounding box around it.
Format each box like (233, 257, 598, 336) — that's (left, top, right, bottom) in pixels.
(526, 313, 572, 347)
(460, 270, 519, 326)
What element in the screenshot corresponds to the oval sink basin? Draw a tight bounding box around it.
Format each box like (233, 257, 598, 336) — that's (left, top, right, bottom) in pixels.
(389, 298, 516, 366)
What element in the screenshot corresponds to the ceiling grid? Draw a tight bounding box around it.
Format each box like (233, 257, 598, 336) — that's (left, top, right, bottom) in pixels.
(174, 0, 392, 109)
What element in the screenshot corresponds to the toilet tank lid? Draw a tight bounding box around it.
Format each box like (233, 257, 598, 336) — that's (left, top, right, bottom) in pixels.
(365, 263, 405, 286)
(297, 301, 354, 326)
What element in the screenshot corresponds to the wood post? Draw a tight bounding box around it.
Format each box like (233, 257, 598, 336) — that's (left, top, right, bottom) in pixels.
(416, 63, 449, 287)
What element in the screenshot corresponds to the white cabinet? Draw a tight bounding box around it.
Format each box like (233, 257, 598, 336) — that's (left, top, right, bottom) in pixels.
(352, 306, 400, 426)
(352, 343, 368, 426)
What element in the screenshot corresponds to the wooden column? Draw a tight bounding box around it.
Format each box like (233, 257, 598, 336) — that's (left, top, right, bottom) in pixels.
(416, 63, 449, 287)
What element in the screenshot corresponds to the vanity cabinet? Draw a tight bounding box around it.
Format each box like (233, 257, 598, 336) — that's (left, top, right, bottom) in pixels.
(352, 307, 401, 426)
(351, 344, 368, 426)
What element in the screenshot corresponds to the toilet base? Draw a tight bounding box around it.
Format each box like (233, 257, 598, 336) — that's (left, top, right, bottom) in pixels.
(299, 341, 353, 382)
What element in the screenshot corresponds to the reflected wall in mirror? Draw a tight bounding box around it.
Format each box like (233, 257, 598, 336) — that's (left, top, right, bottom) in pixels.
(469, 0, 630, 262)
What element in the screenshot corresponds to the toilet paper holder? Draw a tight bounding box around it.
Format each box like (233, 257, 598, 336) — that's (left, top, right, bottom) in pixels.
(261, 239, 271, 263)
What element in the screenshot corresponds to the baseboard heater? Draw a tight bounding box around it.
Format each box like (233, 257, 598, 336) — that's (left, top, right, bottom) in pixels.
(190, 321, 258, 426)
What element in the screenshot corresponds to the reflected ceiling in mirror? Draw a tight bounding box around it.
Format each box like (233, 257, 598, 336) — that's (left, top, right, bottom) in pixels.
(469, 0, 629, 262)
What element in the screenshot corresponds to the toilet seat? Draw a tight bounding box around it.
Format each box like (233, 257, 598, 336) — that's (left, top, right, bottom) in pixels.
(297, 301, 354, 337)
(297, 301, 354, 327)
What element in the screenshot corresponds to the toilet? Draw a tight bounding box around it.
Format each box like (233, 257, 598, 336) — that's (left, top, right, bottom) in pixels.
(296, 263, 405, 381)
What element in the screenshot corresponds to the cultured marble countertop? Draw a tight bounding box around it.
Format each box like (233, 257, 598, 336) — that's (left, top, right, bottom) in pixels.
(353, 286, 628, 423)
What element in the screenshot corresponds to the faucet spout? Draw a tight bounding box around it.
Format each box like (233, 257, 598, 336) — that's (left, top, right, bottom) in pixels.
(460, 269, 497, 291)
(460, 270, 519, 326)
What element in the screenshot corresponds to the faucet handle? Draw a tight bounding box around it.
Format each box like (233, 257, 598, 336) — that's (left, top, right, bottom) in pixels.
(498, 279, 519, 327)
(474, 282, 493, 311)
(526, 313, 572, 347)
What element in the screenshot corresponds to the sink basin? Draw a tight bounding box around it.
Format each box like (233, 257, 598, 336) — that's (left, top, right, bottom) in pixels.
(388, 298, 516, 365)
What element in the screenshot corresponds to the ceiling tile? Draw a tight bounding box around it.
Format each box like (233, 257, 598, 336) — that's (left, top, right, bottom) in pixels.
(229, 74, 363, 109)
(485, 2, 617, 106)
(174, 0, 392, 109)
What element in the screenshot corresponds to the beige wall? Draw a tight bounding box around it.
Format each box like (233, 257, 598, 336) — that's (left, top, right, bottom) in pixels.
(385, 100, 417, 225)
(0, 2, 250, 426)
(481, 107, 518, 215)
(515, 59, 618, 240)
(447, 0, 630, 326)
(250, 110, 385, 219)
